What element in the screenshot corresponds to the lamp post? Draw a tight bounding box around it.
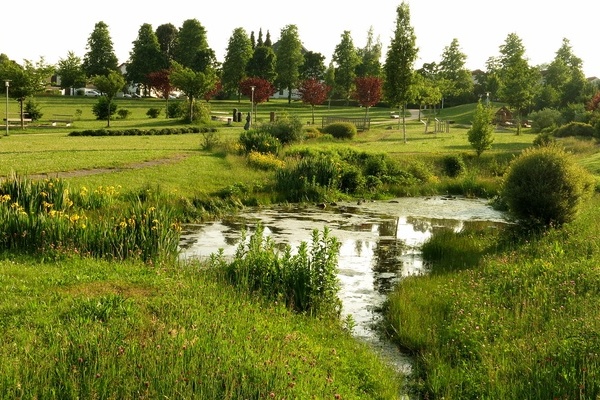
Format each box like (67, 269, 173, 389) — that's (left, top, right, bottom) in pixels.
(4, 80, 10, 137)
(250, 85, 255, 124)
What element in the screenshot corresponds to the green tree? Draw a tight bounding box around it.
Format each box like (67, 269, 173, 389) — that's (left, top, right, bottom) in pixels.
(93, 70, 126, 127)
(221, 27, 253, 100)
(356, 27, 382, 78)
(0, 57, 54, 129)
(383, 1, 418, 142)
(275, 24, 304, 104)
(246, 46, 277, 83)
(545, 38, 589, 109)
(495, 33, 540, 135)
(127, 23, 165, 96)
(82, 21, 119, 78)
(155, 23, 179, 65)
(56, 51, 86, 95)
(438, 38, 473, 106)
(172, 19, 215, 72)
(468, 101, 494, 156)
(170, 61, 217, 123)
(299, 51, 326, 81)
(332, 30, 360, 104)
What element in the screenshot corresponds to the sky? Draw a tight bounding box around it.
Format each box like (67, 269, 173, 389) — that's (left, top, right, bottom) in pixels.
(2, 0, 599, 78)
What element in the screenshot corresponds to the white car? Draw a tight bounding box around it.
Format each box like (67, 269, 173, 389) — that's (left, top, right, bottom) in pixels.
(84, 89, 101, 97)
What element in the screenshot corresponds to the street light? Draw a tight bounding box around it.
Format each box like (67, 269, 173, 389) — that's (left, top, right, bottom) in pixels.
(250, 85, 255, 124)
(4, 80, 10, 137)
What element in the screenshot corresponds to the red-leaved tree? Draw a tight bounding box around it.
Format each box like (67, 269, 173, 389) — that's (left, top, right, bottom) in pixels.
(203, 80, 222, 101)
(298, 78, 331, 124)
(353, 76, 383, 118)
(239, 77, 276, 122)
(147, 69, 174, 118)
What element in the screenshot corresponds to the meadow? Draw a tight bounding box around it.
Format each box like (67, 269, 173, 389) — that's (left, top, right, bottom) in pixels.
(1, 94, 600, 398)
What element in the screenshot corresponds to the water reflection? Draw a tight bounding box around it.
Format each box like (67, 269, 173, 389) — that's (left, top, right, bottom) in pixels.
(179, 196, 508, 374)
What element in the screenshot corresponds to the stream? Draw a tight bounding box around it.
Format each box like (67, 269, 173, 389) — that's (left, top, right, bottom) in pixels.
(178, 196, 508, 380)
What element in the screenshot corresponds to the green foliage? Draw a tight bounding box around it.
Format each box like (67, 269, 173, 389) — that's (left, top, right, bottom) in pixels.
(91, 97, 117, 120)
(239, 129, 281, 155)
(441, 154, 466, 177)
(467, 101, 494, 156)
(200, 130, 220, 151)
(211, 224, 342, 317)
(533, 132, 556, 147)
(0, 175, 181, 263)
(528, 108, 563, 132)
(167, 100, 184, 118)
(322, 122, 357, 139)
(502, 144, 595, 228)
(117, 108, 131, 119)
(552, 121, 596, 138)
(24, 98, 43, 121)
(260, 114, 304, 145)
(146, 107, 162, 118)
(275, 154, 339, 202)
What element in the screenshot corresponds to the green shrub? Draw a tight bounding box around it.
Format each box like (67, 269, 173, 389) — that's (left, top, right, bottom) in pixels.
(339, 165, 365, 193)
(146, 107, 162, 118)
(528, 108, 563, 133)
(442, 154, 466, 177)
(533, 132, 556, 147)
(24, 99, 43, 121)
(275, 154, 339, 202)
(167, 101, 184, 118)
(117, 109, 131, 119)
(322, 122, 357, 139)
(261, 115, 304, 145)
(553, 121, 595, 138)
(239, 130, 281, 155)
(502, 144, 595, 228)
(91, 97, 117, 120)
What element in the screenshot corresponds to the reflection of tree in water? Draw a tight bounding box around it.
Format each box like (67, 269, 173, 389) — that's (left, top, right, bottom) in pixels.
(372, 219, 407, 294)
(406, 216, 463, 233)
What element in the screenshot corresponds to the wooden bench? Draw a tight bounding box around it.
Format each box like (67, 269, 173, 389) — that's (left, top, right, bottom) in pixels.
(3, 117, 32, 126)
(51, 114, 73, 127)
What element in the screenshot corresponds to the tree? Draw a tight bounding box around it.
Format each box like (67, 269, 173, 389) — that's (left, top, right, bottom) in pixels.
(275, 24, 304, 104)
(170, 61, 218, 123)
(353, 76, 382, 118)
(246, 45, 277, 83)
(332, 30, 360, 104)
(240, 77, 277, 122)
(0, 57, 54, 129)
(299, 51, 326, 81)
(495, 33, 539, 135)
(127, 23, 165, 96)
(147, 69, 175, 118)
(356, 27, 382, 78)
(82, 21, 119, 78)
(221, 27, 253, 99)
(384, 1, 418, 142)
(172, 19, 215, 73)
(56, 51, 86, 95)
(468, 101, 494, 156)
(544, 38, 589, 109)
(299, 78, 331, 124)
(155, 23, 179, 65)
(93, 70, 126, 127)
(437, 38, 473, 107)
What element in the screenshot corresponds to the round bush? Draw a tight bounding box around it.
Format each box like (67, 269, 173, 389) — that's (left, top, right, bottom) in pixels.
(322, 122, 357, 139)
(501, 145, 595, 228)
(552, 122, 595, 138)
(442, 154, 466, 177)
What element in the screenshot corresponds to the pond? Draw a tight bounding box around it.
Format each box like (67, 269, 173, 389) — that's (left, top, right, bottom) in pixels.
(178, 196, 508, 376)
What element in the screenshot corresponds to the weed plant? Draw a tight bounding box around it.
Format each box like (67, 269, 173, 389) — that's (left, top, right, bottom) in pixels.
(210, 224, 342, 318)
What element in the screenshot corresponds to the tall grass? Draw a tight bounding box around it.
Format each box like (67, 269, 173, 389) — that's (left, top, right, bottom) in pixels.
(385, 195, 600, 399)
(0, 257, 402, 399)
